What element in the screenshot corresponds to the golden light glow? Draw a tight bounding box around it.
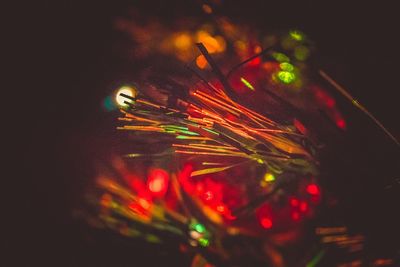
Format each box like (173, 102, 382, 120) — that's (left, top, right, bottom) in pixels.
(196, 55, 208, 69)
(196, 31, 225, 53)
(264, 173, 275, 182)
(173, 32, 192, 50)
(202, 4, 213, 14)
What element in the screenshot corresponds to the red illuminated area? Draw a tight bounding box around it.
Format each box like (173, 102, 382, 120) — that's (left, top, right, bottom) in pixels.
(254, 182, 321, 231)
(291, 211, 300, 221)
(260, 217, 273, 229)
(178, 163, 240, 221)
(147, 168, 169, 197)
(311, 85, 347, 130)
(306, 184, 320, 196)
(336, 119, 346, 129)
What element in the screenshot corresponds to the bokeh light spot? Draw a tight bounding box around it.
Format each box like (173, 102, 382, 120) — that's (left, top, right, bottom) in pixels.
(147, 169, 169, 197)
(196, 55, 208, 69)
(272, 52, 290, 62)
(202, 4, 213, 14)
(116, 86, 136, 106)
(277, 71, 296, 84)
(306, 184, 320, 195)
(260, 217, 273, 229)
(280, 62, 294, 72)
(289, 30, 305, 41)
(194, 223, 206, 233)
(294, 46, 309, 61)
(174, 33, 192, 50)
(264, 173, 275, 182)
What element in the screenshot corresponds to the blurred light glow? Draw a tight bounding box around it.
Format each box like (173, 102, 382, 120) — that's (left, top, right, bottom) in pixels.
(306, 184, 320, 195)
(300, 201, 308, 212)
(264, 173, 275, 182)
(198, 238, 209, 247)
(202, 4, 213, 14)
(116, 86, 135, 106)
(280, 62, 294, 72)
(289, 30, 305, 41)
(204, 191, 214, 201)
(138, 197, 151, 210)
(292, 211, 300, 221)
(294, 46, 309, 61)
(147, 169, 169, 197)
(336, 119, 346, 129)
(194, 223, 206, 233)
(277, 71, 296, 84)
(103, 95, 116, 111)
(190, 230, 202, 239)
(260, 217, 273, 229)
(216, 204, 226, 213)
(290, 197, 299, 207)
(196, 31, 224, 53)
(254, 45, 262, 54)
(174, 33, 192, 50)
(196, 55, 208, 69)
(240, 77, 255, 91)
(272, 52, 290, 62)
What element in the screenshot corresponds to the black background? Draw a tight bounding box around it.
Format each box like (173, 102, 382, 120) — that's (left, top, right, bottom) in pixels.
(9, 0, 399, 266)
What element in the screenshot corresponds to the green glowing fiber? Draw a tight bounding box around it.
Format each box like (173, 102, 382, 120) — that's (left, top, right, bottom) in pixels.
(176, 135, 190, 139)
(202, 128, 220, 135)
(289, 30, 304, 41)
(306, 250, 325, 267)
(240, 77, 255, 91)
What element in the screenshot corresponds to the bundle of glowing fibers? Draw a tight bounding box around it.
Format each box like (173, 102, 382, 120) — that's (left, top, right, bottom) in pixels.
(86, 14, 399, 266)
(86, 39, 335, 266)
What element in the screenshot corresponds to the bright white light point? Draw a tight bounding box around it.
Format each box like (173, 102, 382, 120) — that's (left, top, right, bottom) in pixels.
(116, 86, 135, 106)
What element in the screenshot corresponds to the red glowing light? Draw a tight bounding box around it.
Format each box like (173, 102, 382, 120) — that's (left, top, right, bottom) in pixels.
(260, 217, 273, 229)
(300, 201, 308, 212)
(147, 169, 169, 197)
(249, 57, 261, 66)
(225, 213, 237, 221)
(290, 197, 299, 207)
(216, 204, 226, 213)
(336, 119, 346, 130)
(138, 197, 151, 210)
(294, 119, 307, 135)
(204, 191, 214, 201)
(325, 98, 335, 108)
(292, 212, 300, 221)
(306, 184, 320, 195)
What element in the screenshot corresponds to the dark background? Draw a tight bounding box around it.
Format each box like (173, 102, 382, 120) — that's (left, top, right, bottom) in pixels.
(9, 0, 399, 266)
